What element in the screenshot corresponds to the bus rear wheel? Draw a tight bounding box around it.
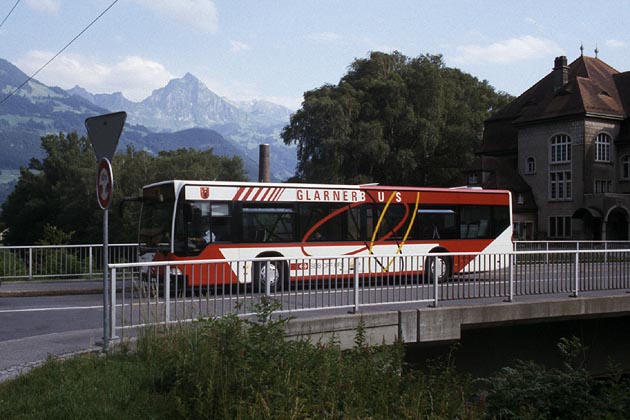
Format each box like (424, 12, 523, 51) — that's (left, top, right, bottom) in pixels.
(422, 255, 452, 283)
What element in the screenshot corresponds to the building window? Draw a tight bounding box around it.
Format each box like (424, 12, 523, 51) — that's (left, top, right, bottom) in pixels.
(594, 179, 612, 193)
(525, 157, 536, 174)
(549, 216, 572, 238)
(622, 155, 630, 180)
(550, 134, 571, 163)
(550, 171, 572, 200)
(595, 133, 611, 162)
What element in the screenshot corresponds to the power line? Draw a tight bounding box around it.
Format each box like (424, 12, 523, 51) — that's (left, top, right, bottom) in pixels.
(0, 0, 20, 30)
(0, 0, 119, 105)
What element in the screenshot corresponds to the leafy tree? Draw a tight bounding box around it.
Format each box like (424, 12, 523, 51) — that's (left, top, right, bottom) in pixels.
(1, 133, 247, 245)
(282, 51, 513, 186)
(1, 132, 98, 245)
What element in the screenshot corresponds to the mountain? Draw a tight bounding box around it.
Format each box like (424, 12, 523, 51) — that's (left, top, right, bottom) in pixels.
(72, 73, 293, 132)
(0, 58, 112, 167)
(0, 57, 297, 181)
(68, 86, 136, 112)
(69, 72, 296, 180)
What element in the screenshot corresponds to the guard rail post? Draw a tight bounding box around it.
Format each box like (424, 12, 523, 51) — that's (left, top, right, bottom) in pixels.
(89, 246, 94, 278)
(110, 267, 117, 343)
(165, 266, 171, 323)
(353, 257, 359, 313)
(508, 251, 516, 302)
(432, 255, 439, 308)
(265, 260, 271, 296)
(28, 247, 33, 280)
(572, 250, 580, 297)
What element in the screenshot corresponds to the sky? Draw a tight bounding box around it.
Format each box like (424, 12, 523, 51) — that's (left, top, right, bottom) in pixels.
(1, 0, 630, 110)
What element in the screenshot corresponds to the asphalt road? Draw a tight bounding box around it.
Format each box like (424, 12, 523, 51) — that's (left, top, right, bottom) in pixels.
(0, 282, 105, 381)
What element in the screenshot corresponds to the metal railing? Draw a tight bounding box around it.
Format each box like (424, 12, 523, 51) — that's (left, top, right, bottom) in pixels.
(0, 244, 137, 280)
(514, 240, 630, 251)
(107, 247, 630, 340)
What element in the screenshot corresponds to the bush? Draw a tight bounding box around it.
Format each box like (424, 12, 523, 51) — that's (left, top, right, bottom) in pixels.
(136, 299, 479, 419)
(478, 336, 630, 420)
(0, 248, 29, 277)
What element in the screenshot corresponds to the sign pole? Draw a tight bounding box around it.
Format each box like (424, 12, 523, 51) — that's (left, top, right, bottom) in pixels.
(96, 157, 114, 351)
(103, 207, 110, 352)
(86, 112, 126, 352)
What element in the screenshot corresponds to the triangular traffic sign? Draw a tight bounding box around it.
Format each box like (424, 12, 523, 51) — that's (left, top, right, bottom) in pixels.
(85, 111, 127, 162)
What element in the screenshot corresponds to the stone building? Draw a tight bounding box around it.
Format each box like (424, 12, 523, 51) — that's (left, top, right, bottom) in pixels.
(470, 54, 630, 240)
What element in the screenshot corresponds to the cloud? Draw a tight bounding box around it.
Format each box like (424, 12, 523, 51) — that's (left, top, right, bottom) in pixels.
(134, 0, 218, 33)
(453, 35, 562, 65)
(16, 51, 174, 101)
(606, 39, 626, 48)
(230, 40, 250, 53)
(25, 0, 60, 13)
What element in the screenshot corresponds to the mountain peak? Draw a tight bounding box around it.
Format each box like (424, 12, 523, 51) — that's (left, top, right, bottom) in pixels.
(182, 72, 200, 83)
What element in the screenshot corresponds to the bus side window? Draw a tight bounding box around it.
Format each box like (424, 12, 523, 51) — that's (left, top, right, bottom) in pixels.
(210, 203, 231, 242)
(418, 208, 456, 240)
(300, 203, 344, 242)
(460, 206, 492, 239)
(242, 206, 295, 243)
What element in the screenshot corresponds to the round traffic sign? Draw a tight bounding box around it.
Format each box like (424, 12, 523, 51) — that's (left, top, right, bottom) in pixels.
(96, 158, 114, 209)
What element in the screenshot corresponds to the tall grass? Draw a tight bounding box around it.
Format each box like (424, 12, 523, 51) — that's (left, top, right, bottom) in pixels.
(1, 300, 629, 419)
(0, 299, 477, 419)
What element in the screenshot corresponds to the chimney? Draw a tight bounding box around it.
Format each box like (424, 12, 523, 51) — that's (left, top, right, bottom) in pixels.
(258, 144, 270, 183)
(553, 56, 568, 91)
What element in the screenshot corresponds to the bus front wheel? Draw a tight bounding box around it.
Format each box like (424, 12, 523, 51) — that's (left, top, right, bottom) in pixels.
(254, 260, 287, 293)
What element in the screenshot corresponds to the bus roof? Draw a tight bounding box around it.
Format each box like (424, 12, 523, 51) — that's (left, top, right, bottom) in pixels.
(143, 179, 511, 196)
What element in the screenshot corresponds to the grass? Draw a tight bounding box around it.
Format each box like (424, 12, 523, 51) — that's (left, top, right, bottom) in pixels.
(0, 301, 629, 419)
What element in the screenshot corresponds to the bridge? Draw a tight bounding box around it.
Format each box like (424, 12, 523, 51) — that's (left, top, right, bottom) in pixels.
(1, 241, 630, 356)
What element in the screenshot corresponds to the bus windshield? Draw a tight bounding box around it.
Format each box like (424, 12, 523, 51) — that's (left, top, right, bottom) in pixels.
(139, 185, 175, 252)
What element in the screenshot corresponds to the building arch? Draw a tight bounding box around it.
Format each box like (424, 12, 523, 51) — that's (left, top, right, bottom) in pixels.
(604, 206, 630, 240)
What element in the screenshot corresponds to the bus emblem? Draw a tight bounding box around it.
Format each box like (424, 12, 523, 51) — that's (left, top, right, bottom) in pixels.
(200, 187, 210, 199)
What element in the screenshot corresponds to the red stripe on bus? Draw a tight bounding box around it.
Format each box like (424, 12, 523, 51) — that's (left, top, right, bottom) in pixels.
(233, 186, 247, 201)
(260, 188, 274, 201)
(242, 187, 256, 201)
(271, 188, 285, 201)
(252, 188, 265, 201)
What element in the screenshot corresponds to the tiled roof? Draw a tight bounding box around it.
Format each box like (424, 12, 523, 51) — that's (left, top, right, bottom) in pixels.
(482, 55, 630, 152)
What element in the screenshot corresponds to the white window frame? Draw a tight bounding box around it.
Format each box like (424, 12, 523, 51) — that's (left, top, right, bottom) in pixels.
(622, 155, 630, 180)
(549, 216, 572, 238)
(550, 134, 572, 163)
(595, 133, 611, 162)
(594, 179, 612, 193)
(549, 170, 572, 200)
(525, 157, 536, 174)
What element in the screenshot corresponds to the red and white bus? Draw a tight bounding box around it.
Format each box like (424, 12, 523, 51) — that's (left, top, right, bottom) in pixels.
(138, 180, 512, 290)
